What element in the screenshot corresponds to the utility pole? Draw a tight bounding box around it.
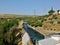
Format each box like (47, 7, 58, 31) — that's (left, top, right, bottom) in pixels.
(34, 10, 36, 20)
(34, 9, 36, 18)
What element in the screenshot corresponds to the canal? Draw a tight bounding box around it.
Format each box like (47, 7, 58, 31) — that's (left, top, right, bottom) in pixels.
(23, 22, 45, 45)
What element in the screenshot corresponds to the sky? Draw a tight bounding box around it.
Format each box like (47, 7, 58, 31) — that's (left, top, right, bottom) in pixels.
(0, 0, 60, 15)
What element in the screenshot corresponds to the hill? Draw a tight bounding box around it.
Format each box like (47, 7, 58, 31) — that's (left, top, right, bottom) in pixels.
(43, 14, 60, 31)
(0, 14, 29, 18)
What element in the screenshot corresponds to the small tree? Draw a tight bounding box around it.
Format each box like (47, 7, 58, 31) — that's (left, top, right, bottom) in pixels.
(48, 7, 55, 15)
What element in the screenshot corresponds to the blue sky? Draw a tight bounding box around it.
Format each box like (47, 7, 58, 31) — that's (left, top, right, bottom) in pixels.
(0, 0, 60, 15)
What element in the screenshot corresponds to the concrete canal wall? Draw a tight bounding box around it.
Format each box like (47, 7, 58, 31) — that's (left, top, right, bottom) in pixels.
(22, 32, 33, 45)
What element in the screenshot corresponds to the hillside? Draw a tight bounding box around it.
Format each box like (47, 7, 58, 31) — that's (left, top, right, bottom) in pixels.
(43, 14, 60, 31)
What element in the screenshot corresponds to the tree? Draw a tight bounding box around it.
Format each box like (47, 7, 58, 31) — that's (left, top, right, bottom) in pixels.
(57, 10, 60, 15)
(48, 7, 55, 15)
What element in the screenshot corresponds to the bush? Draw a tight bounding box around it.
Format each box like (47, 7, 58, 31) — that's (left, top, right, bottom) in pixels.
(0, 19, 19, 45)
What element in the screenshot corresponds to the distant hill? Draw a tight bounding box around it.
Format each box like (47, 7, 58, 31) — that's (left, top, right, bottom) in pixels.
(0, 14, 38, 18)
(0, 14, 26, 18)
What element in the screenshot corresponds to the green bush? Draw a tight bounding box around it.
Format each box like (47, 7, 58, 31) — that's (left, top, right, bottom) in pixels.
(0, 19, 19, 45)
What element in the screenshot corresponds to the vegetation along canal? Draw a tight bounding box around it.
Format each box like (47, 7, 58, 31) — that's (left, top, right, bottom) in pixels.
(23, 22, 45, 45)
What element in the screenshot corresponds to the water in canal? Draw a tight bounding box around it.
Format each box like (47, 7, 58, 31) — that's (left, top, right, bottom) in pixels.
(23, 22, 45, 45)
